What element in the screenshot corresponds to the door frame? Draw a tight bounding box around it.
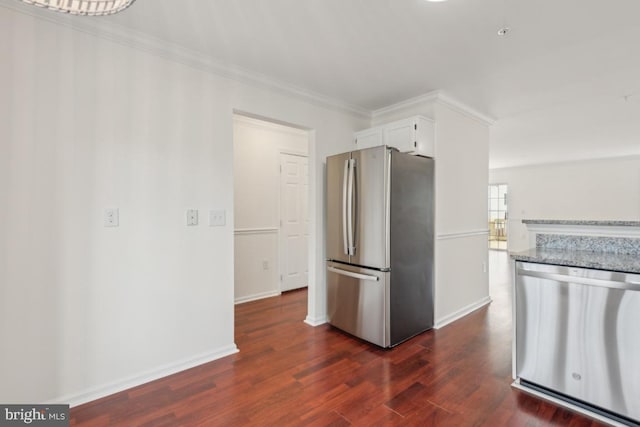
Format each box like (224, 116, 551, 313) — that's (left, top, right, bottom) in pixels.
(232, 110, 319, 326)
(278, 151, 309, 292)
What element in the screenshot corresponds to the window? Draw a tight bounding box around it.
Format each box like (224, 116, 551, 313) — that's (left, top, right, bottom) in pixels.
(488, 184, 508, 250)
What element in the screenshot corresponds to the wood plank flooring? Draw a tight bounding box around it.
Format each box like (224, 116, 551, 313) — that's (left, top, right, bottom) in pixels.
(70, 252, 605, 426)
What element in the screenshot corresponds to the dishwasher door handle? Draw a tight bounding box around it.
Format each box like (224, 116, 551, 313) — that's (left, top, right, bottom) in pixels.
(517, 268, 640, 292)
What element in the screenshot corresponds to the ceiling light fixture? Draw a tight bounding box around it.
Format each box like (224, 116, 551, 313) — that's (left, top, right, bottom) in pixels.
(19, 0, 136, 16)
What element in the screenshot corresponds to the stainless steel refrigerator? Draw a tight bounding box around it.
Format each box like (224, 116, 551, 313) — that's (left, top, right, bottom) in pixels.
(326, 145, 434, 348)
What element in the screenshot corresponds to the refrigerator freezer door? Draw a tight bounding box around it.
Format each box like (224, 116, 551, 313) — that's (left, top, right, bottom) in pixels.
(349, 146, 390, 269)
(326, 151, 352, 264)
(327, 262, 390, 347)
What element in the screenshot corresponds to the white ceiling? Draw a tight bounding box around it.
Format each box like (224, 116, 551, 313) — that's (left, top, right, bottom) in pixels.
(7, 0, 640, 168)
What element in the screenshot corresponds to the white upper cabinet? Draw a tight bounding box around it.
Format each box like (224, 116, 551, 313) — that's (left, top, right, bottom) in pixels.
(384, 116, 434, 157)
(354, 116, 434, 158)
(353, 127, 383, 149)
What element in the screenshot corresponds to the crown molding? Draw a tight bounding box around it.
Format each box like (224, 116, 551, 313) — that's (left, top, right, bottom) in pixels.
(372, 90, 496, 126)
(0, 0, 371, 120)
(233, 114, 310, 137)
(490, 153, 640, 171)
(2, 1, 496, 125)
(436, 92, 496, 126)
(371, 90, 441, 118)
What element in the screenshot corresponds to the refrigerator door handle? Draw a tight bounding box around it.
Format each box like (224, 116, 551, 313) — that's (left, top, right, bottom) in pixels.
(347, 158, 355, 256)
(342, 159, 349, 255)
(328, 266, 379, 282)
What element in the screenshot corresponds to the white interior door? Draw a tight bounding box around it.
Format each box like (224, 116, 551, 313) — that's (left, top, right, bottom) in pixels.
(279, 153, 309, 292)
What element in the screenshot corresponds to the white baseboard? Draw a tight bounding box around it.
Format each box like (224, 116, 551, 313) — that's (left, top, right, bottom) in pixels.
(304, 315, 327, 326)
(434, 296, 492, 329)
(54, 344, 239, 408)
(234, 290, 281, 305)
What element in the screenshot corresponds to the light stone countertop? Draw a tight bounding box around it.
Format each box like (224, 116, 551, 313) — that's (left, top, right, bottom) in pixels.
(510, 247, 640, 274)
(521, 219, 640, 227)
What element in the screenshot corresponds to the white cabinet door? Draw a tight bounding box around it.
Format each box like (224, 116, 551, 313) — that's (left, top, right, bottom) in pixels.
(354, 127, 383, 150)
(414, 116, 435, 157)
(384, 119, 416, 153)
(354, 116, 434, 157)
(384, 116, 434, 157)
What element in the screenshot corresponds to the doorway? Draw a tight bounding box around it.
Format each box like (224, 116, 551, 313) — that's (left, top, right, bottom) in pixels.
(232, 114, 310, 303)
(488, 183, 508, 250)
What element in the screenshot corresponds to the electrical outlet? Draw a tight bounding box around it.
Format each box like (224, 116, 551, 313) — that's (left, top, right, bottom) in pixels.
(186, 209, 199, 226)
(104, 208, 119, 227)
(209, 210, 226, 227)
(482, 261, 487, 273)
(262, 259, 269, 270)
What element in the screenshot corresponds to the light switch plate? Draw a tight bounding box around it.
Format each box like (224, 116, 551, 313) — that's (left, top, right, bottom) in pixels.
(186, 209, 199, 226)
(209, 210, 226, 226)
(104, 208, 119, 227)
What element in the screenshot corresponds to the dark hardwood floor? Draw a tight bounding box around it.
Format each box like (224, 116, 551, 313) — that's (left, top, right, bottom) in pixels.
(70, 252, 605, 426)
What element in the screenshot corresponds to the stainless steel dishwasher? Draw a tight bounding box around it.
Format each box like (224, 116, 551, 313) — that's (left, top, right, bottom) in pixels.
(515, 261, 640, 424)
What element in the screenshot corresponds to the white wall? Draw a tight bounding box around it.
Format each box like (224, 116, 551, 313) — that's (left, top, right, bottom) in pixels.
(490, 156, 640, 252)
(0, 6, 367, 405)
(371, 98, 491, 327)
(233, 115, 308, 303)
(432, 103, 491, 325)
